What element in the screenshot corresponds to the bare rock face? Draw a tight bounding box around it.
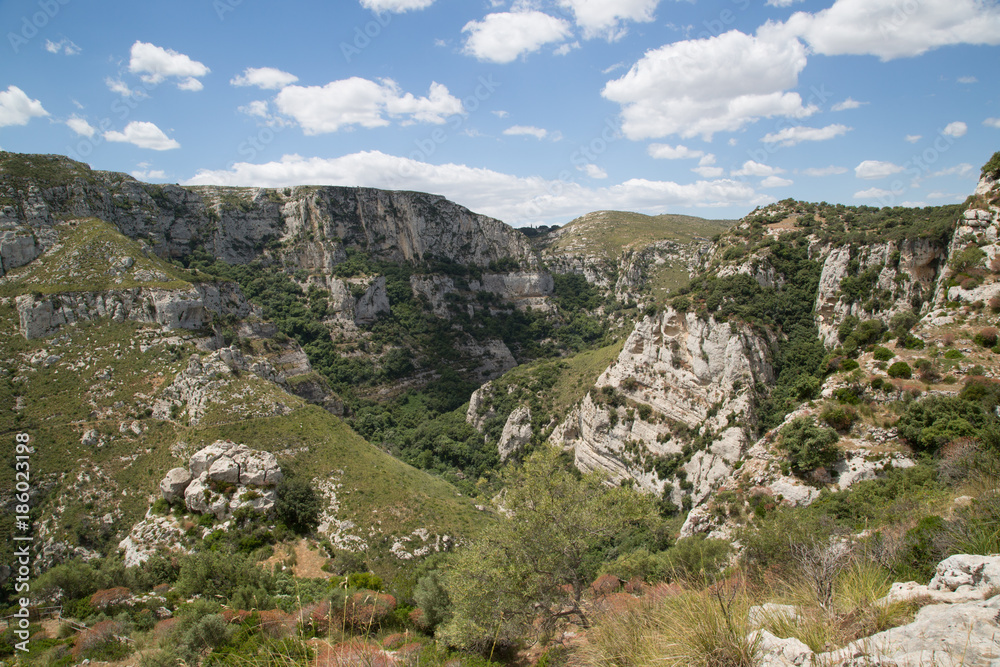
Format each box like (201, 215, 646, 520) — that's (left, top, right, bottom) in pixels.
(117, 514, 191, 567)
(15, 283, 257, 339)
(552, 308, 773, 504)
(159, 467, 192, 504)
(163, 440, 283, 519)
(466, 381, 496, 431)
(498, 406, 532, 461)
(0, 231, 39, 276)
(813, 239, 946, 346)
(354, 276, 390, 324)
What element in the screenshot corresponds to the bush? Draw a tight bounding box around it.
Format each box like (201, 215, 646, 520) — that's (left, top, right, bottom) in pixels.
(974, 327, 999, 348)
(887, 361, 912, 379)
(944, 349, 965, 360)
(275, 477, 321, 534)
(896, 395, 987, 454)
(872, 346, 894, 361)
(821, 405, 857, 432)
(779, 417, 841, 475)
(662, 535, 733, 583)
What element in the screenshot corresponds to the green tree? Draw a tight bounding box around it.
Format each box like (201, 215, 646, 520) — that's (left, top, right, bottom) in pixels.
(275, 477, 321, 534)
(440, 447, 656, 649)
(779, 417, 841, 475)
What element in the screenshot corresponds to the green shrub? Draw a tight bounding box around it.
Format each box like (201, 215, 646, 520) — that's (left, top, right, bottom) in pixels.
(896, 395, 987, 454)
(821, 405, 857, 432)
(779, 417, 841, 475)
(974, 327, 999, 348)
(346, 572, 383, 591)
(833, 387, 862, 405)
(662, 535, 733, 583)
(982, 151, 1000, 179)
(872, 346, 894, 361)
(899, 334, 925, 350)
(413, 571, 450, 631)
(887, 361, 912, 379)
(944, 349, 965, 360)
(870, 377, 886, 391)
(275, 477, 321, 534)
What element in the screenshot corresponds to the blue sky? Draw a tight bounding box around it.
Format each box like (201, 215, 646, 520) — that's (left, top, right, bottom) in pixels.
(2, 0, 998, 227)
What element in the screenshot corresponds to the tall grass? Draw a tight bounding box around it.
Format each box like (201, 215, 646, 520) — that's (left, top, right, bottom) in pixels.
(578, 580, 760, 667)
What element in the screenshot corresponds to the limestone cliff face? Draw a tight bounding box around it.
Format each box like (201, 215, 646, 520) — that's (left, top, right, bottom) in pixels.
(15, 282, 257, 339)
(813, 239, 946, 346)
(0, 158, 537, 269)
(551, 309, 774, 505)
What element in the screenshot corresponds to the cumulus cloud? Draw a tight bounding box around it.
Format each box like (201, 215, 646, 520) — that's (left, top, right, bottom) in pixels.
(44, 38, 80, 55)
(602, 29, 815, 141)
(104, 121, 181, 150)
(128, 41, 209, 90)
(931, 163, 975, 178)
(692, 166, 725, 178)
(462, 10, 572, 63)
(804, 165, 848, 176)
(132, 165, 167, 180)
(855, 160, 904, 179)
(66, 117, 95, 137)
(581, 163, 608, 179)
(958, 76, 978, 84)
(182, 151, 763, 225)
(274, 78, 463, 134)
(832, 97, 865, 111)
(942, 121, 967, 138)
(504, 125, 549, 140)
(766, 0, 805, 6)
(855, 187, 894, 199)
(761, 123, 851, 147)
(761, 176, 794, 187)
(360, 0, 435, 11)
(556, 0, 659, 40)
(732, 160, 785, 177)
(231, 67, 299, 90)
(553, 41, 581, 56)
(904, 134, 922, 143)
(647, 143, 705, 160)
(0, 86, 49, 127)
(985, 118, 1000, 129)
(778, 0, 1000, 61)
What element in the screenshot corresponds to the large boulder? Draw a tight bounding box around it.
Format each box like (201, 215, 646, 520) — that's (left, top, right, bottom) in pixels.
(159, 467, 192, 504)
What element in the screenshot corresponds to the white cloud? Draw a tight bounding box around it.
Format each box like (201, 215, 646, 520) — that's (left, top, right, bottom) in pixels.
(766, 0, 805, 6)
(904, 134, 922, 143)
(132, 167, 167, 180)
(699, 154, 717, 166)
(602, 29, 815, 141)
(103, 121, 180, 150)
(832, 97, 865, 111)
(66, 117, 95, 137)
(732, 160, 785, 177)
(360, 0, 435, 11)
(602, 62, 625, 74)
(504, 125, 549, 140)
(106, 77, 144, 98)
(779, 0, 1000, 61)
(647, 144, 705, 160)
(274, 78, 463, 134)
(985, 118, 1000, 129)
(231, 67, 299, 90)
(855, 160, 904, 179)
(182, 151, 763, 225)
(942, 121, 967, 138)
(958, 76, 978, 84)
(492, 110, 509, 119)
(925, 191, 964, 201)
(761, 176, 794, 187)
(239, 101, 270, 117)
(581, 163, 608, 179)
(128, 41, 210, 89)
(556, 0, 659, 40)
(761, 123, 851, 147)
(554, 41, 581, 55)
(931, 163, 975, 178)
(44, 38, 80, 55)
(854, 187, 894, 199)
(692, 166, 725, 178)
(462, 11, 572, 63)
(804, 165, 848, 176)
(0, 86, 49, 127)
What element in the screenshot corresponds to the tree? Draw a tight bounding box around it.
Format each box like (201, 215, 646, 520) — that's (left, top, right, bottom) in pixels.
(439, 447, 656, 650)
(275, 477, 321, 534)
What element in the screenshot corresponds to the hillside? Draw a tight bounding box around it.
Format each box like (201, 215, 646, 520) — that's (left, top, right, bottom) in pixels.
(3, 150, 1000, 666)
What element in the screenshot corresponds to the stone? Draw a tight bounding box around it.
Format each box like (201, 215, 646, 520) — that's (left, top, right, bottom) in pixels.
(750, 630, 813, 667)
(81, 429, 100, 447)
(207, 456, 241, 484)
(498, 406, 532, 461)
(159, 467, 192, 504)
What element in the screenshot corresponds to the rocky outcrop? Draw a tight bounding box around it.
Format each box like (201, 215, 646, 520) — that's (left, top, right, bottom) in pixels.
(0, 155, 539, 269)
(0, 230, 40, 276)
(814, 239, 946, 346)
(354, 276, 390, 324)
(157, 440, 283, 520)
(117, 514, 191, 568)
(552, 308, 773, 503)
(15, 282, 257, 339)
(498, 406, 532, 461)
